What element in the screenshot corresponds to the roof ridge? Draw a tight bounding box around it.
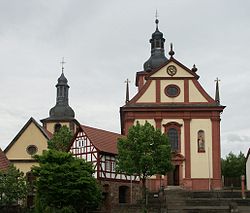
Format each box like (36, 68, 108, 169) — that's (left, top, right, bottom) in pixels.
(81, 124, 122, 136)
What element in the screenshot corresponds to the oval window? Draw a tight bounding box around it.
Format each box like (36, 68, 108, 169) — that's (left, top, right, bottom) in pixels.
(164, 85, 180, 97)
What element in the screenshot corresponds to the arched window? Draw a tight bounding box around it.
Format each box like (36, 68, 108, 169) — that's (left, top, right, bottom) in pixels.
(163, 122, 182, 152)
(167, 128, 179, 151)
(54, 123, 62, 133)
(197, 130, 205, 152)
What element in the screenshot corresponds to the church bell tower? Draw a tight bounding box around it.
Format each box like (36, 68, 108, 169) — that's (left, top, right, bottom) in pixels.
(41, 59, 79, 133)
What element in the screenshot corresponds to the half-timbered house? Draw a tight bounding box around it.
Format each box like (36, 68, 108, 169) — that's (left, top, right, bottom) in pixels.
(69, 125, 140, 207)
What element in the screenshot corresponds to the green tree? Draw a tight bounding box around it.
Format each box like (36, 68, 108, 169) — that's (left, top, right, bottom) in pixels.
(47, 125, 73, 151)
(116, 121, 172, 209)
(0, 164, 27, 207)
(221, 151, 246, 177)
(32, 150, 101, 212)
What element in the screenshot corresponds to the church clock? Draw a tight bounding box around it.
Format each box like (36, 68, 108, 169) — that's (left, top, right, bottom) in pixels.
(167, 65, 177, 76)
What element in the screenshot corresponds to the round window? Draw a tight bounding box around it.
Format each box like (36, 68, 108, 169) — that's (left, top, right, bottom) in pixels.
(164, 85, 180, 97)
(26, 145, 38, 155)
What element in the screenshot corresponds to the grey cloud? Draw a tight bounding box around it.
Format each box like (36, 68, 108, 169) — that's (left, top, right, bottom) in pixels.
(226, 134, 250, 143)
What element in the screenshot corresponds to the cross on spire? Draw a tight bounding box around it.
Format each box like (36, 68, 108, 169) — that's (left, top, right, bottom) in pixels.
(215, 77, 220, 83)
(125, 79, 130, 104)
(155, 10, 159, 27)
(60, 57, 66, 73)
(155, 9, 159, 19)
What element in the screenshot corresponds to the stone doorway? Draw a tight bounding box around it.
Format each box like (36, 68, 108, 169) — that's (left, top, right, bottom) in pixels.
(119, 186, 129, 203)
(168, 165, 180, 186)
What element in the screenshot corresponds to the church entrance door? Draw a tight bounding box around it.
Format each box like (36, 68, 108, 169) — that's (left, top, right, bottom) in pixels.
(167, 165, 179, 186)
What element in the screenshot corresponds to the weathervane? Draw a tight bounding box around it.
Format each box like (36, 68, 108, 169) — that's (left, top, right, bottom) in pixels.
(60, 57, 66, 73)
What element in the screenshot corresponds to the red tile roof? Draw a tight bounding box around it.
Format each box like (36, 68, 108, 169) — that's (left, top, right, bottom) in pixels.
(80, 125, 124, 154)
(0, 148, 10, 171)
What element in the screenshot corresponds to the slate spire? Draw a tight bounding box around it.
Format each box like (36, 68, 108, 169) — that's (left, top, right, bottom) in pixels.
(125, 79, 130, 104)
(215, 78, 220, 105)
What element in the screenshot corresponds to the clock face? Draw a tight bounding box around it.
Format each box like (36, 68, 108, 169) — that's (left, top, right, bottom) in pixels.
(167, 65, 177, 76)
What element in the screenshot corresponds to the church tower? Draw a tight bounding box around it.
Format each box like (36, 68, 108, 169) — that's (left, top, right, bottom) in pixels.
(120, 18, 225, 190)
(41, 62, 79, 134)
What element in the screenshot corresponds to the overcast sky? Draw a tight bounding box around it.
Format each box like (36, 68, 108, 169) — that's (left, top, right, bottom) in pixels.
(0, 0, 249, 157)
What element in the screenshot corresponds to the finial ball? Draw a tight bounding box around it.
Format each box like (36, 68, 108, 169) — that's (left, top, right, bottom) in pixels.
(191, 64, 198, 72)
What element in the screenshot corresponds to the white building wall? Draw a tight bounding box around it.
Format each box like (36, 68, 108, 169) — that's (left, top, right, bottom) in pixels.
(246, 156, 250, 190)
(190, 119, 213, 178)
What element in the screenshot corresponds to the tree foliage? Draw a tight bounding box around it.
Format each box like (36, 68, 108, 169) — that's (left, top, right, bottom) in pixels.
(47, 125, 73, 151)
(221, 151, 246, 177)
(116, 121, 172, 207)
(32, 150, 101, 212)
(0, 164, 27, 206)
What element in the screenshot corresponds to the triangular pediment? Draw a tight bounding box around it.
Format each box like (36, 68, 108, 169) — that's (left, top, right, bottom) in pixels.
(148, 57, 199, 79)
(4, 117, 51, 159)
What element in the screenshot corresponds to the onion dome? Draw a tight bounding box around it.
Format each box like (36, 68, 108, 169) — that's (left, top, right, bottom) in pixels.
(48, 71, 75, 119)
(143, 18, 168, 72)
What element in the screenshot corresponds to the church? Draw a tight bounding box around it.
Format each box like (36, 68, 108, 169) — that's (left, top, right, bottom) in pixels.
(4, 17, 225, 205)
(120, 18, 225, 191)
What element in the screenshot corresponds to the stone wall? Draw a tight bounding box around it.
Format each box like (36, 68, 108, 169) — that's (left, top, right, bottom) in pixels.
(100, 180, 142, 212)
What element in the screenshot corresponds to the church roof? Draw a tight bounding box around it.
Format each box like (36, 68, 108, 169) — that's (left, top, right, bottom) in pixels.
(78, 125, 123, 154)
(0, 148, 10, 171)
(4, 117, 52, 153)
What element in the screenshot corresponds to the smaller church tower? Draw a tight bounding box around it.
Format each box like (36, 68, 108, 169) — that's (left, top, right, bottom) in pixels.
(41, 61, 79, 133)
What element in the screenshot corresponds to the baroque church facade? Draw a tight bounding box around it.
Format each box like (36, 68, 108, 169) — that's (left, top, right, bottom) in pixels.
(4, 18, 225, 205)
(120, 18, 225, 191)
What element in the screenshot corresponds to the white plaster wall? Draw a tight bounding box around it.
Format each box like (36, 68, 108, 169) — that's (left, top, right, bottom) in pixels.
(190, 119, 212, 178)
(137, 81, 156, 102)
(246, 157, 250, 190)
(161, 80, 184, 102)
(189, 80, 207, 102)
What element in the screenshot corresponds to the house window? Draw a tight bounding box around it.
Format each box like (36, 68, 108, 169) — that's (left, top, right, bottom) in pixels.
(105, 161, 111, 171)
(26, 145, 38, 155)
(197, 130, 205, 152)
(111, 161, 116, 172)
(163, 122, 182, 152)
